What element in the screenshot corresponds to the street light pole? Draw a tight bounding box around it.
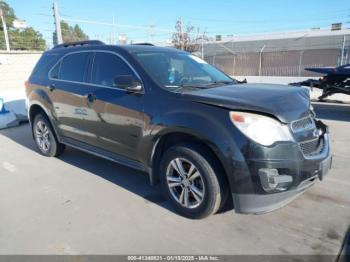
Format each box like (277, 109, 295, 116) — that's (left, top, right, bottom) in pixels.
(0, 8, 10, 52)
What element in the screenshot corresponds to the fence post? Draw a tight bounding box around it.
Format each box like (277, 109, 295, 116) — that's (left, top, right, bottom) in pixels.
(232, 55, 236, 76)
(340, 34, 346, 66)
(259, 45, 266, 76)
(298, 50, 304, 77)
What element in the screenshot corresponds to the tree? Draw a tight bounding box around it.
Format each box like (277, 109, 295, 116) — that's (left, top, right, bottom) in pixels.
(60, 21, 89, 43)
(9, 28, 46, 50)
(172, 19, 204, 52)
(0, 1, 15, 28)
(0, 1, 46, 50)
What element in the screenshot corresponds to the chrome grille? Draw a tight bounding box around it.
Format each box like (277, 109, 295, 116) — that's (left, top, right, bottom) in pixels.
(291, 116, 315, 133)
(299, 137, 324, 157)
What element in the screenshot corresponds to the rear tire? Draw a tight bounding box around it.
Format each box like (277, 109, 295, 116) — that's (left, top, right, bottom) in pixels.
(160, 144, 226, 219)
(32, 113, 65, 157)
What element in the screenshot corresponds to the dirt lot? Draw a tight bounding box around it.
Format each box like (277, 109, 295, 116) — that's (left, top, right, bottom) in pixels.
(0, 103, 349, 255)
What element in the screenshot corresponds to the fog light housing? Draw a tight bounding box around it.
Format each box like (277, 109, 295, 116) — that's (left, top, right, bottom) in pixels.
(259, 168, 293, 192)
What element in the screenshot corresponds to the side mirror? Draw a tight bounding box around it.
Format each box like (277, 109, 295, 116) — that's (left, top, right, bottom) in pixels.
(114, 75, 143, 93)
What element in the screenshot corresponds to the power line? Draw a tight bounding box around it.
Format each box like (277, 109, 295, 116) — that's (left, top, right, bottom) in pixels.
(61, 17, 173, 33)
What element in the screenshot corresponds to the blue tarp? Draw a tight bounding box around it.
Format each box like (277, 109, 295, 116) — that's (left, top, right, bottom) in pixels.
(0, 98, 9, 114)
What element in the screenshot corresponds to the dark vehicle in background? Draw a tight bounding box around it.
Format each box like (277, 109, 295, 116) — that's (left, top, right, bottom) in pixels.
(290, 64, 350, 100)
(26, 41, 331, 219)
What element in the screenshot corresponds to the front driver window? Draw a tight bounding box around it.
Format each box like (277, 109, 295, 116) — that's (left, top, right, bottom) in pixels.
(59, 52, 90, 82)
(92, 52, 137, 89)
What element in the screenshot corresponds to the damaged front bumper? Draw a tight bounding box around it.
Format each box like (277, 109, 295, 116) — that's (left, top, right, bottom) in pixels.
(233, 154, 332, 214)
(232, 120, 331, 214)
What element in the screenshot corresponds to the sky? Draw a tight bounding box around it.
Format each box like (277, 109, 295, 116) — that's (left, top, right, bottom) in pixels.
(5, 0, 350, 46)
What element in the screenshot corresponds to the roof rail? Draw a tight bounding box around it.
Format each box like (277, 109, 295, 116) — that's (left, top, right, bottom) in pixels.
(131, 43, 154, 46)
(53, 40, 105, 49)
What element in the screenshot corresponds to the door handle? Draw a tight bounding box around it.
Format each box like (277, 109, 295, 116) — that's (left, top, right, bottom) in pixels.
(49, 84, 56, 92)
(86, 93, 96, 103)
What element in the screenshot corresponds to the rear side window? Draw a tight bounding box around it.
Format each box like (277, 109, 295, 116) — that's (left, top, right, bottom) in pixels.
(59, 52, 90, 82)
(91, 52, 136, 88)
(30, 53, 58, 81)
(50, 62, 60, 79)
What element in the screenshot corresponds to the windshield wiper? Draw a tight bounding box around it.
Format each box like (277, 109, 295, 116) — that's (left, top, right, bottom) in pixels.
(205, 80, 235, 86)
(164, 84, 209, 91)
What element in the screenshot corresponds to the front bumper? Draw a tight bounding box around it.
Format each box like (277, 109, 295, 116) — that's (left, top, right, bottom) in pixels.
(233, 153, 332, 214)
(232, 122, 331, 214)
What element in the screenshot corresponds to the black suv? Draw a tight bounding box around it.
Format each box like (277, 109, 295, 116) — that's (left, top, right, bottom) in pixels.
(26, 40, 331, 219)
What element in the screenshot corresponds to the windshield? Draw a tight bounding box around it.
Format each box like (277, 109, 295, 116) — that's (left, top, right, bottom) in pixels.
(132, 51, 235, 91)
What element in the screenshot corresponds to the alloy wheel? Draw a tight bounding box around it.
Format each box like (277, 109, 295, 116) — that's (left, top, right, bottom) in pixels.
(166, 158, 205, 209)
(35, 120, 51, 153)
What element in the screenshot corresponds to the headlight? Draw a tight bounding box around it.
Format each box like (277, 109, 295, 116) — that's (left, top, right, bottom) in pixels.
(229, 111, 294, 146)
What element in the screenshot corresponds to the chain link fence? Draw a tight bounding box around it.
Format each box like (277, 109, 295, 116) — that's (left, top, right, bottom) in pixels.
(202, 31, 350, 77)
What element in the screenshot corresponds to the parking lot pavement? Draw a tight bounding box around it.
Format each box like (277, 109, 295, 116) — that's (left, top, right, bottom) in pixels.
(0, 106, 349, 255)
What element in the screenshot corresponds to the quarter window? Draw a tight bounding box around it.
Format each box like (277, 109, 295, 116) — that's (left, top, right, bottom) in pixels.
(50, 62, 60, 79)
(59, 52, 90, 82)
(92, 52, 136, 89)
(31, 53, 58, 81)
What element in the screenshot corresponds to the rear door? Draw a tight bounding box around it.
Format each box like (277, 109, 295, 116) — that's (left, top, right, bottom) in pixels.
(49, 51, 95, 143)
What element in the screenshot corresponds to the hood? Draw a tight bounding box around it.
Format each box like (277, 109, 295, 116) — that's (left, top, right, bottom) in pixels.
(184, 83, 311, 123)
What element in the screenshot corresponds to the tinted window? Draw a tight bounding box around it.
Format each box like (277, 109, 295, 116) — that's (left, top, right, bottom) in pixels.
(50, 62, 60, 79)
(30, 53, 58, 81)
(59, 52, 90, 82)
(92, 52, 136, 89)
(132, 52, 234, 90)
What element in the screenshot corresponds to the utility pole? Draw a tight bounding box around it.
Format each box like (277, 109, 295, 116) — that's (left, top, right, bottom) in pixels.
(53, 2, 62, 45)
(0, 8, 10, 52)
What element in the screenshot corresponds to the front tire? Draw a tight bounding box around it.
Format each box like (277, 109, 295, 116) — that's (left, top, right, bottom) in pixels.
(33, 113, 65, 157)
(160, 144, 225, 219)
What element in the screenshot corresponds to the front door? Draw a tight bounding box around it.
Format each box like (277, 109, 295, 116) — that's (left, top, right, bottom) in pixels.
(83, 51, 145, 161)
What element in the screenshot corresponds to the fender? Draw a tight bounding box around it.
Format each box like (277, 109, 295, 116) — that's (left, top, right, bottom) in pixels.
(27, 88, 62, 141)
(140, 108, 248, 194)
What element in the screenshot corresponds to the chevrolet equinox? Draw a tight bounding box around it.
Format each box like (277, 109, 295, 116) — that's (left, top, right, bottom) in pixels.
(26, 40, 332, 219)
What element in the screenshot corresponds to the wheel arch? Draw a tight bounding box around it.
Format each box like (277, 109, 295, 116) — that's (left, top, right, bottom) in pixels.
(29, 104, 46, 124)
(28, 102, 60, 142)
(149, 131, 231, 190)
